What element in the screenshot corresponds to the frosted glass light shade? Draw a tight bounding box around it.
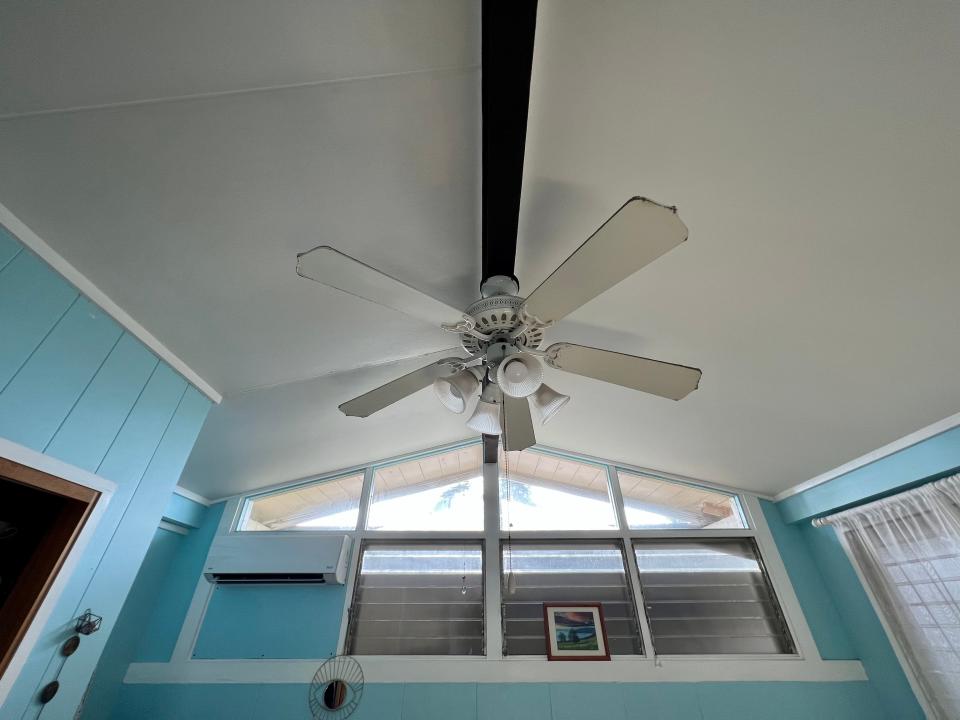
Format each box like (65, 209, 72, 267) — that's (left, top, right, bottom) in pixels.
(466, 399, 502, 435)
(530, 384, 570, 424)
(496, 355, 543, 398)
(433, 370, 479, 413)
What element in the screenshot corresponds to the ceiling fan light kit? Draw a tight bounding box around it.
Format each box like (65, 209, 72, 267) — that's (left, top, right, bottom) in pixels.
(496, 353, 543, 398)
(530, 384, 570, 425)
(433, 368, 480, 413)
(296, 0, 702, 457)
(466, 392, 503, 436)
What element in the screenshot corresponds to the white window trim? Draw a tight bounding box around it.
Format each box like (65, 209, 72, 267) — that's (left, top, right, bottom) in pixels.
(0, 437, 117, 707)
(158, 440, 862, 684)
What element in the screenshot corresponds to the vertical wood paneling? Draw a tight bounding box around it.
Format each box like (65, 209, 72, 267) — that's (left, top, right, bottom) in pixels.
(0, 251, 79, 389)
(0, 367, 191, 720)
(0, 225, 21, 271)
(0, 230, 214, 720)
(0, 297, 122, 450)
(45, 333, 159, 472)
(42, 365, 188, 632)
(46, 388, 212, 719)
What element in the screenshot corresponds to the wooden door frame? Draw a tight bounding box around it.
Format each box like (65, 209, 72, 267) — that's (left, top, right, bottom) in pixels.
(0, 437, 115, 706)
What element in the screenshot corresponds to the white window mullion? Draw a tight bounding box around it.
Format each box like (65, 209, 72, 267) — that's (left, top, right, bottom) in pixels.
(483, 459, 503, 658)
(336, 464, 375, 654)
(608, 463, 655, 656)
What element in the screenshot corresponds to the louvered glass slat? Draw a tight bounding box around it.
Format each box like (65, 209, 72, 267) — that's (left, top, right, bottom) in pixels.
(633, 539, 795, 655)
(500, 542, 643, 656)
(347, 543, 484, 655)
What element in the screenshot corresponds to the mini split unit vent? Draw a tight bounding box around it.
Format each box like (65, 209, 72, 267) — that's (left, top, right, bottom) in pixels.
(204, 534, 350, 585)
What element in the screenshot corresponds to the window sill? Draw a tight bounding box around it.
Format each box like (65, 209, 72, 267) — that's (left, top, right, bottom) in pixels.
(125, 656, 865, 685)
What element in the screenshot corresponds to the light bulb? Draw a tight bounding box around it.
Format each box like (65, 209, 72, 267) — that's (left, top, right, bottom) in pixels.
(503, 359, 528, 384)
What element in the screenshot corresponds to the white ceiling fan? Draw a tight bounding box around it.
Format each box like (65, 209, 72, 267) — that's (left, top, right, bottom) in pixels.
(295, 2, 701, 457)
(297, 196, 700, 455)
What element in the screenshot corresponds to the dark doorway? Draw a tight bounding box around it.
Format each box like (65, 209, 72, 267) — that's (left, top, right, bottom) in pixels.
(0, 457, 99, 679)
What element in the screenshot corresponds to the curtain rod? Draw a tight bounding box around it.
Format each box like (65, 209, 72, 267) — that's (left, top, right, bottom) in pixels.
(811, 472, 960, 528)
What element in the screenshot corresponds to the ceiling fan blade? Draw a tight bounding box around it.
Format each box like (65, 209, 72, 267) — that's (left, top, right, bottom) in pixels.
(544, 343, 701, 400)
(339, 357, 462, 418)
(298, 246, 462, 327)
(501, 395, 536, 452)
(481, 0, 538, 283)
(521, 198, 688, 325)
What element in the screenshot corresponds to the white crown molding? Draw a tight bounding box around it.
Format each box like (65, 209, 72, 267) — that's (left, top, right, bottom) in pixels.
(173, 485, 213, 506)
(774, 410, 960, 502)
(0, 201, 222, 403)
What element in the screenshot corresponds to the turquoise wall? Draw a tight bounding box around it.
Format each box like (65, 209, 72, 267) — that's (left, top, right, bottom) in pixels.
(778, 426, 960, 524)
(106, 680, 882, 720)
(81, 500, 225, 718)
(193, 583, 347, 660)
(0, 226, 213, 720)
(86, 494, 889, 719)
(766, 426, 960, 719)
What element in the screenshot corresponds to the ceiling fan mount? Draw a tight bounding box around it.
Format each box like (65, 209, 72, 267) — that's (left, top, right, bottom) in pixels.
(454, 284, 545, 357)
(294, 1, 702, 455)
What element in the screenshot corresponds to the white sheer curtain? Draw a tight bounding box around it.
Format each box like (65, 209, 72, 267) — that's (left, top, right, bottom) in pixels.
(817, 474, 960, 719)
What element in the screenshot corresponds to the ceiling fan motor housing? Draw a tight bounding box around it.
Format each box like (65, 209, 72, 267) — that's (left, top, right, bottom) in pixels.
(458, 294, 544, 356)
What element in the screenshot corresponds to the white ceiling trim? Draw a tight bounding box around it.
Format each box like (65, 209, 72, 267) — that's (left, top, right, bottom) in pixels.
(0, 64, 477, 122)
(774, 411, 960, 502)
(173, 485, 213, 507)
(0, 200, 222, 403)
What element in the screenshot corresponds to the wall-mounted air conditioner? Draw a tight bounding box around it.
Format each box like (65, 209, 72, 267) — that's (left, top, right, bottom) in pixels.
(204, 533, 350, 585)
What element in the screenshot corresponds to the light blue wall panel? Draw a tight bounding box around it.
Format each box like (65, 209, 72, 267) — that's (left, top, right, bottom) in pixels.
(620, 683, 701, 719)
(694, 681, 883, 720)
(0, 365, 189, 720)
(95, 365, 188, 482)
(402, 683, 477, 720)
(81, 527, 184, 720)
(550, 683, 626, 720)
(477, 683, 550, 720)
(768, 423, 960, 718)
(799, 524, 924, 720)
(44, 333, 159, 472)
(107, 682, 402, 720)
(0, 228, 214, 720)
(108, 682, 886, 720)
(41, 388, 212, 720)
(0, 250, 78, 389)
(84, 499, 221, 720)
(193, 583, 347, 660)
(0, 296, 123, 449)
(162, 492, 207, 529)
(0, 224, 21, 269)
(760, 499, 856, 659)
(136, 502, 225, 662)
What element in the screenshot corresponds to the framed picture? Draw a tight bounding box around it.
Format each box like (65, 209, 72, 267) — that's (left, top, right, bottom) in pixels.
(543, 603, 611, 661)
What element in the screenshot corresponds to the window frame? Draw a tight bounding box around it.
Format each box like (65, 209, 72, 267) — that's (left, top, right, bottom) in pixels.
(219, 439, 810, 665)
(499, 537, 644, 657)
(236, 468, 367, 532)
(631, 536, 797, 657)
(345, 538, 487, 657)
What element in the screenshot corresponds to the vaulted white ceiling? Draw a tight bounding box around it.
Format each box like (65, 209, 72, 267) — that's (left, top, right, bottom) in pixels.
(1, 0, 958, 500)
